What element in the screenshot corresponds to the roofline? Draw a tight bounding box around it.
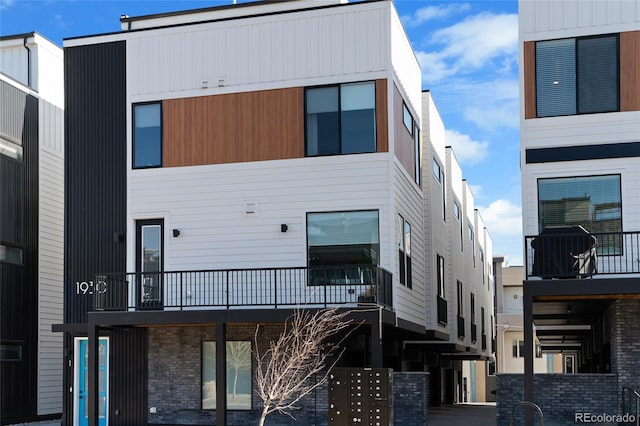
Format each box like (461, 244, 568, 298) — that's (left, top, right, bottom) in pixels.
(65, 0, 385, 43)
(0, 31, 35, 42)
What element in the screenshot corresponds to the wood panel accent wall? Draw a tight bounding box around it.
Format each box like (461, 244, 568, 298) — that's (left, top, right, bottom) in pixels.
(393, 84, 416, 181)
(523, 41, 537, 119)
(376, 79, 389, 153)
(620, 31, 640, 112)
(163, 87, 304, 167)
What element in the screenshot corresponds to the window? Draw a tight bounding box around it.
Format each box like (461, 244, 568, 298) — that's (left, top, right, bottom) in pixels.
(0, 343, 22, 361)
(306, 82, 376, 156)
(457, 281, 463, 316)
(470, 293, 476, 324)
(0, 137, 23, 161)
(513, 340, 543, 358)
(414, 126, 421, 186)
(402, 103, 413, 135)
(454, 201, 463, 251)
(133, 102, 162, 168)
(468, 225, 475, 265)
(536, 35, 618, 117)
(398, 215, 412, 289)
(0, 244, 23, 265)
(307, 211, 379, 284)
(538, 175, 622, 254)
(436, 254, 445, 297)
(433, 158, 445, 220)
(202, 341, 252, 410)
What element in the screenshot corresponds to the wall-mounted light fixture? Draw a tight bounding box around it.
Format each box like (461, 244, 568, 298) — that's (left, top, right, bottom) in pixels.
(172, 229, 181, 238)
(281, 224, 288, 233)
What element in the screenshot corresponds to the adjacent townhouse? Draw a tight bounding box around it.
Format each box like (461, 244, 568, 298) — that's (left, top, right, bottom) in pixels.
(493, 257, 561, 375)
(498, 0, 640, 424)
(0, 32, 64, 424)
(54, 1, 494, 425)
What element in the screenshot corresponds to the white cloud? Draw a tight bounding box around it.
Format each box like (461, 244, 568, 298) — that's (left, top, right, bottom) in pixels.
(469, 184, 483, 199)
(445, 129, 489, 164)
(418, 12, 518, 84)
(402, 3, 471, 27)
(479, 199, 523, 265)
(0, 0, 15, 10)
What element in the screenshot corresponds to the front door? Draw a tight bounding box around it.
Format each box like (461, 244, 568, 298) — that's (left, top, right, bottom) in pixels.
(77, 338, 108, 426)
(136, 219, 164, 309)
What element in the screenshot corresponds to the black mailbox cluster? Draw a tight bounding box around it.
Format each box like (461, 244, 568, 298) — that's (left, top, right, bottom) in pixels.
(328, 368, 392, 426)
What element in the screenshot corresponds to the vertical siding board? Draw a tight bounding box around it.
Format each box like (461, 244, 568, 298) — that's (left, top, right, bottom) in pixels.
(64, 41, 126, 322)
(620, 31, 640, 112)
(163, 87, 306, 167)
(0, 81, 39, 420)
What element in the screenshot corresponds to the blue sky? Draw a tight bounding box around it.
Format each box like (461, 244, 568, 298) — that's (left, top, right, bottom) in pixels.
(0, 0, 523, 265)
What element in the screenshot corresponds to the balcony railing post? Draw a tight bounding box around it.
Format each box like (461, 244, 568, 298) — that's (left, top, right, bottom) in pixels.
(226, 270, 230, 309)
(273, 269, 278, 309)
(179, 272, 183, 310)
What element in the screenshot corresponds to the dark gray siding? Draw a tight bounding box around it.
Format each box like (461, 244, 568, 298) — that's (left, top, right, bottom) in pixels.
(63, 40, 131, 426)
(64, 41, 127, 324)
(0, 80, 39, 423)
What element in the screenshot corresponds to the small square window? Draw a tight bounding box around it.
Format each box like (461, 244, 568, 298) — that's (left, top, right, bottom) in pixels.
(0, 245, 23, 265)
(0, 137, 23, 161)
(0, 343, 22, 361)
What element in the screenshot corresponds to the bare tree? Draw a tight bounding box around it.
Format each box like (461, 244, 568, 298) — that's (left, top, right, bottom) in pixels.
(254, 308, 355, 426)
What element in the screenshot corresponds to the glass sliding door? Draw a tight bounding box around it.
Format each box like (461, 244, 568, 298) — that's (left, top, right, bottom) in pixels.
(136, 219, 163, 309)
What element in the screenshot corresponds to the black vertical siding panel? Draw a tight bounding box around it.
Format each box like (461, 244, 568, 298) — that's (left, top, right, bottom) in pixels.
(0, 82, 39, 422)
(109, 328, 148, 426)
(63, 40, 128, 425)
(64, 41, 127, 324)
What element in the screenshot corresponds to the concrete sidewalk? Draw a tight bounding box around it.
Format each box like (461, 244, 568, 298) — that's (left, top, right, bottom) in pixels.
(428, 402, 496, 426)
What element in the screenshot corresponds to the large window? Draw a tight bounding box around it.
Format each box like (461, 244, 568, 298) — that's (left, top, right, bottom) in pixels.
(133, 102, 162, 168)
(305, 82, 376, 156)
(538, 175, 622, 254)
(307, 210, 379, 282)
(536, 35, 618, 117)
(398, 215, 412, 289)
(202, 341, 252, 410)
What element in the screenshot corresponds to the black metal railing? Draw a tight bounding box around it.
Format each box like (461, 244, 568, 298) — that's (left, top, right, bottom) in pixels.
(622, 387, 640, 426)
(525, 230, 640, 279)
(437, 297, 447, 325)
(457, 315, 465, 339)
(471, 323, 477, 343)
(93, 265, 392, 312)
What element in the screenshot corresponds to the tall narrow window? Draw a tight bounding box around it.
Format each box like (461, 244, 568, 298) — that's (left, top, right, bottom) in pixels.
(398, 215, 412, 289)
(136, 219, 163, 307)
(133, 103, 162, 168)
(436, 254, 445, 298)
(402, 103, 413, 134)
(457, 281, 463, 316)
(306, 82, 376, 156)
(414, 126, 421, 186)
(454, 201, 463, 251)
(202, 341, 252, 410)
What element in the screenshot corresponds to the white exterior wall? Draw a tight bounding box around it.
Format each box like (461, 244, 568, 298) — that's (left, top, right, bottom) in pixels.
(390, 7, 422, 123)
(122, 2, 390, 102)
(0, 34, 63, 108)
(422, 92, 447, 331)
(128, 154, 392, 272)
(37, 99, 64, 414)
(393, 162, 426, 327)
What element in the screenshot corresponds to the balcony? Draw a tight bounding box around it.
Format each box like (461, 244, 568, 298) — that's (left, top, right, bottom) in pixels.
(525, 229, 640, 279)
(457, 315, 465, 339)
(92, 265, 392, 312)
(437, 297, 447, 325)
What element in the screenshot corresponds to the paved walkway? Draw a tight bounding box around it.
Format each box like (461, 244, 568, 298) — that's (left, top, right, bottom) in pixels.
(428, 403, 496, 426)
